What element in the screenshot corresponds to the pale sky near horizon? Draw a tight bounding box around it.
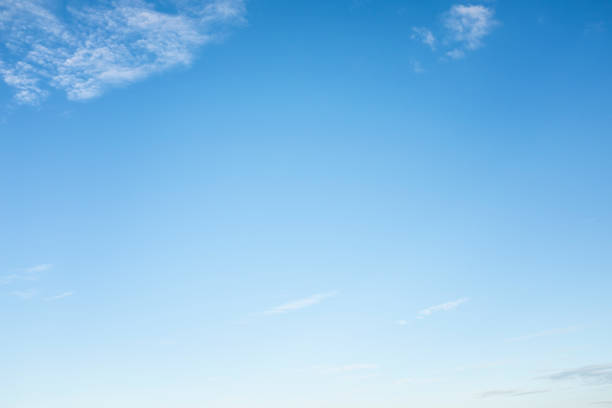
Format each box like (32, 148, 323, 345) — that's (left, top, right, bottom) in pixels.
(1, 1, 612, 407)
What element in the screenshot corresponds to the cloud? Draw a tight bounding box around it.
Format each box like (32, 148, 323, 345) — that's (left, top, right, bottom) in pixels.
(410, 60, 425, 73)
(45, 291, 74, 301)
(396, 319, 408, 326)
(265, 291, 337, 314)
(1, 263, 52, 285)
(446, 48, 465, 60)
(11, 288, 38, 299)
(411, 4, 497, 60)
(542, 364, 612, 385)
(24, 264, 52, 274)
(0, 0, 245, 104)
(480, 389, 549, 398)
(444, 4, 498, 51)
(592, 402, 612, 406)
(0, 274, 18, 285)
(411, 27, 436, 50)
(506, 326, 578, 342)
(417, 297, 469, 319)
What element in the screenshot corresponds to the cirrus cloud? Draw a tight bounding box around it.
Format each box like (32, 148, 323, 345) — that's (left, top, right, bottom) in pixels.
(0, 0, 245, 104)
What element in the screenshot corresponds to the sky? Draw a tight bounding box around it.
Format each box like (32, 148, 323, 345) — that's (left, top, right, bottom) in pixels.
(1, 0, 612, 407)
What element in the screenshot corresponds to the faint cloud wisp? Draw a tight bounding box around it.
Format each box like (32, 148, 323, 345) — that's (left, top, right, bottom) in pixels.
(417, 297, 469, 319)
(542, 364, 612, 385)
(265, 291, 338, 315)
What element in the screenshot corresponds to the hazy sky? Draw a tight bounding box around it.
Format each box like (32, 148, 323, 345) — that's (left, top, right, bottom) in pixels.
(1, 1, 612, 407)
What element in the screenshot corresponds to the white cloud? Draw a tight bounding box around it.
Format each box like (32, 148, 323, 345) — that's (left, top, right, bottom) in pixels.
(410, 4, 497, 61)
(45, 291, 74, 301)
(0, 274, 18, 285)
(506, 326, 578, 342)
(396, 319, 408, 326)
(12, 288, 38, 299)
(417, 297, 469, 319)
(444, 4, 497, 51)
(1, 264, 52, 285)
(24, 263, 52, 274)
(411, 27, 436, 50)
(446, 48, 466, 59)
(265, 291, 337, 314)
(0, 0, 245, 104)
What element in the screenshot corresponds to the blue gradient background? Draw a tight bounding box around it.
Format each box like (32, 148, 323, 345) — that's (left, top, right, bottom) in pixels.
(1, 1, 611, 407)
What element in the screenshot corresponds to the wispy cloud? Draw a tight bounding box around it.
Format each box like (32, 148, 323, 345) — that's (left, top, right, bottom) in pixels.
(506, 326, 578, 342)
(592, 402, 612, 406)
(410, 4, 497, 60)
(24, 264, 52, 274)
(417, 297, 469, 319)
(444, 4, 498, 55)
(411, 27, 436, 50)
(0, 0, 245, 105)
(45, 291, 74, 301)
(410, 60, 425, 74)
(480, 389, 549, 398)
(542, 364, 612, 385)
(0, 274, 18, 285)
(1, 264, 52, 285)
(12, 288, 38, 300)
(265, 291, 337, 314)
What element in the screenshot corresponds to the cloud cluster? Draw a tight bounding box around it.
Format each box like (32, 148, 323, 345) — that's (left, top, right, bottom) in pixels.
(411, 3, 498, 60)
(0, 0, 245, 104)
(444, 4, 498, 57)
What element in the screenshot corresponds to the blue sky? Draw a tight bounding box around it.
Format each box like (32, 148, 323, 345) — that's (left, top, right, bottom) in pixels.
(1, 0, 612, 407)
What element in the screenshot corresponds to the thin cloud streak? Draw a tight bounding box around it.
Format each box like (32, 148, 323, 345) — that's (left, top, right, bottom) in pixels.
(480, 389, 549, 398)
(417, 297, 469, 319)
(506, 326, 578, 342)
(1, 264, 52, 285)
(11, 288, 38, 300)
(265, 291, 337, 314)
(542, 364, 612, 385)
(45, 291, 74, 301)
(24, 264, 53, 274)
